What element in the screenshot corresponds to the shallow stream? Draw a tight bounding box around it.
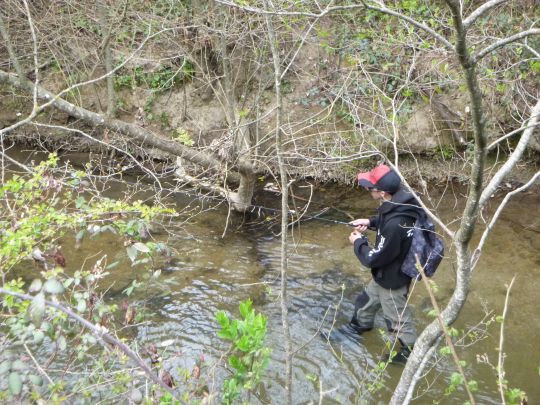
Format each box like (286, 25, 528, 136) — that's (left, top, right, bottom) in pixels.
(73, 182, 540, 403)
(5, 150, 540, 404)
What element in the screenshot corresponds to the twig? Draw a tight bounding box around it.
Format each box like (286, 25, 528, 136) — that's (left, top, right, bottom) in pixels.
(463, 0, 508, 30)
(23, 343, 54, 385)
(214, 0, 454, 51)
(403, 336, 443, 404)
(416, 257, 476, 405)
(293, 284, 344, 356)
(487, 122, 540, 151)
(473, 29, 540, 62)
(497, 275, 516, 405)
(0, 288, 181, 402)
(472, 171, 540, 268)
(479, 98, 540, 209)
(318, 379, 337, 405)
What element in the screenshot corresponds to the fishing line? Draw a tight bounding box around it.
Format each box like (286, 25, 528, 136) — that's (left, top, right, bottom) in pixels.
(110, 176, 354, 227)
(3, 154, 355, 226)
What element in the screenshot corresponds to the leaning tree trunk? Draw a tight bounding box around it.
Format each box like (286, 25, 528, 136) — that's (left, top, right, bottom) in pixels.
(391, 1, 488, 403)
(214, 4, 257, 212)
(1, 6, 255, 211)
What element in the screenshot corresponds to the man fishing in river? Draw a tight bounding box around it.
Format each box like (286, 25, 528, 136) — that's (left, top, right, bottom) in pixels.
(346, 164, 422, 364)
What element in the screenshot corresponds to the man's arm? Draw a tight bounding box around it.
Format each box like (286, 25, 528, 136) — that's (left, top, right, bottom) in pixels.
(350, 218, 406, 268)
(349, 215, 378, 231)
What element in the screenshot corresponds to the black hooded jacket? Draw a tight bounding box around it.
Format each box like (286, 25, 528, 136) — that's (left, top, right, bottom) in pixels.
(353, 188, 423, 289)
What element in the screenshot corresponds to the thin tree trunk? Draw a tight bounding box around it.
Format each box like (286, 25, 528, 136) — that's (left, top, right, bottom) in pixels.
(97, 0, 116, 118)
(0, 14, 24, 78)
(264, 5, 293, 404)
(217, 5, 256, 211)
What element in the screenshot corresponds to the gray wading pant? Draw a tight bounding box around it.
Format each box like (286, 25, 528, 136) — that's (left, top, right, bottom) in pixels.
(352, 279, 416, 348)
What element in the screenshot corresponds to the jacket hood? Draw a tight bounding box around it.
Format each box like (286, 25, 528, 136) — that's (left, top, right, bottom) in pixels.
(379, 187, 422, 218)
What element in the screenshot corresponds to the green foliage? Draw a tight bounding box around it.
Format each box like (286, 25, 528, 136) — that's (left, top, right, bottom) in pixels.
(73, 15, 99, 34)
(215, 299, 271, 404)
(436, 145, 457, 160)
(0, 155, 174, 273)
(0, 155, 177, 402)
(173, 128, 195, 146)
(0, 155, 72, 269)
(445, 372, 464, 395)
(529, 60, 540, 74)
(144, 94, 155, 119)
(114, 63, 194, 92)
(113, 73, 134, 90)
(159, 112, 171, 129)
(506, 387, 527, 405)
(281, 80, 294, 94)
(151, 0, 192, 18)
(335, 104, 356, 125)
(439, 346, 452, 356)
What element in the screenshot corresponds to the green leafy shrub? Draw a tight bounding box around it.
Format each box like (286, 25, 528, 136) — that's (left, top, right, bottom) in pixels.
(173, 128, 194, 146)
(0, 154, 177, 402)
(215, 299, 271, 404)
(114, 62, 194, 92)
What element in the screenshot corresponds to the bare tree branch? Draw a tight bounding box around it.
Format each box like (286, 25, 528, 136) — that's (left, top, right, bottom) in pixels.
(463, 0, 508, 31)
(0, 151, 32, 173)
(22, 0, 39, 109)
(0, 26, 174, 135)
(33, 123, 164, 189)
(472, 171, 540, 269)
(0, 13, 24, 78)
(360, 1, 454, 52)
(473, 29, 540, 62)
(479, 99, 540, 208)
(523, 43, 540, 59)
(0, 70, 244, 183)
(417, 259, 476, 405)
(388, 163, 456, 238)
(264, 2, 293, 402)
(497, 276, 516, 405)
(487, 121, 540, 151)
(0, 287, 181, 401)
(214, 0, 455, 51)
(23, 343, 54, 386)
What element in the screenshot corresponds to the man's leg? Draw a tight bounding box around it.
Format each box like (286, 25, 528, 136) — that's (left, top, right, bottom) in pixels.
(379, 285, 416, 361)
(350, 279, 381, 333)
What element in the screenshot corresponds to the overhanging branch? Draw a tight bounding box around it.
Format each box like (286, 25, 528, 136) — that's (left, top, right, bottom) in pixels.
(214, 0, 454, 52)
(0, 69, 245, 183)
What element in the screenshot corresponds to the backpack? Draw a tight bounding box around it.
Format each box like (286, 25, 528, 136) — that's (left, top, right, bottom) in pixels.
(400, 212, 444, 279)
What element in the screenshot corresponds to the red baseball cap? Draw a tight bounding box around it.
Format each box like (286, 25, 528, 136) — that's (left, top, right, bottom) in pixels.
(357, 164, 401, 193)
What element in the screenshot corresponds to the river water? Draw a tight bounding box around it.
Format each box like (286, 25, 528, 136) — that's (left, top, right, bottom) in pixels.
(5, 151, 540, 404)
(62, 178, 539, 404)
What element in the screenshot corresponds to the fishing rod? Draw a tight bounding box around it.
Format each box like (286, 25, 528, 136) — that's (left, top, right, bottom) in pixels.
(245, 202, 355, 227)
(88, 175, 358, 227)
(5, 156, 359, 227)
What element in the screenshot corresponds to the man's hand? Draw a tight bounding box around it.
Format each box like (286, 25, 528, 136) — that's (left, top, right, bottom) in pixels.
(349, 230, 365, 244)
(349, 218, 370, 232)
